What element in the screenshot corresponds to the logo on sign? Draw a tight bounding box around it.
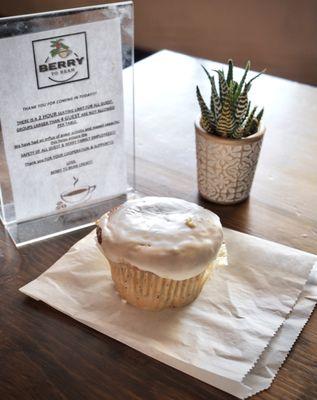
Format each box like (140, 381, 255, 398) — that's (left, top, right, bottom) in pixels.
(32, 32, 89, 89)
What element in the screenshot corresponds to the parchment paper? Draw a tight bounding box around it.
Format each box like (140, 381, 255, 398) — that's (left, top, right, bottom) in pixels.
(20, 228, 317, 399)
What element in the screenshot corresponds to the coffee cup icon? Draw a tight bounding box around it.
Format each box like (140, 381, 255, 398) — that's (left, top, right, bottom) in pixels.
(60, 185, 96, 204)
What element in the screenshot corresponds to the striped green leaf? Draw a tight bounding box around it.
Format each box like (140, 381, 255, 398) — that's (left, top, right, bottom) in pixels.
(234, 60, 250, 101)
(246, 69, 266, 87)
(213, 69, 228, 102)
(209, 76, 222, 121)
(256, 107, 264, 124)
(216, 95, 235, 137)
(227, 59, 233, 84)
(243, 105, 258, 136)
(234, 87, 249, 124)
(196, 86, 216, 133)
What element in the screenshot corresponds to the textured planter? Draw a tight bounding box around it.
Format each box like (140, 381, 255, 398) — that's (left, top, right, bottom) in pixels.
(195, 117, 265, 204)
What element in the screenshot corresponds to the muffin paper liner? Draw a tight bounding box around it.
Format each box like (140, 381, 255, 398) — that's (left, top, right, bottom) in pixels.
(109, 261, 211, 310)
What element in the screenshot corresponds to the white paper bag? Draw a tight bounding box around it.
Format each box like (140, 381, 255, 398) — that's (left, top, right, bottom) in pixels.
(20, 228, 317, 398)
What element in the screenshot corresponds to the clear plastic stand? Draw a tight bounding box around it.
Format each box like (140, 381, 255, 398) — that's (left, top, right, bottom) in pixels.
(0, 2, 136, 246)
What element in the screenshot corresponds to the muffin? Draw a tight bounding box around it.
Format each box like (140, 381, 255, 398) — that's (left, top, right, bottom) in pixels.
(97, 196, 225, 311)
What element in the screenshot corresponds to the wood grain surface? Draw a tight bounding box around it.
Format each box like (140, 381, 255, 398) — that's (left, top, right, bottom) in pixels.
(1, 50, 317, 400)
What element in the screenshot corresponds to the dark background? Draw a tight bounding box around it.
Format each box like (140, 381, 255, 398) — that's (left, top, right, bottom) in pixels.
(0, 0, 316, 85)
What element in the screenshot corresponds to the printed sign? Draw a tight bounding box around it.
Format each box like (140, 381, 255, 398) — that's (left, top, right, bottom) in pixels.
(0, 19, 127, 221)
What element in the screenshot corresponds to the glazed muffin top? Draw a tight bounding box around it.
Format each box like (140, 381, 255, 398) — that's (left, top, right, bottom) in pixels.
(97, 196, 223, 280)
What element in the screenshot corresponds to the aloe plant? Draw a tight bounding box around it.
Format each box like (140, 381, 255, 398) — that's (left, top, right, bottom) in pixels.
(196, 60, 265, 139)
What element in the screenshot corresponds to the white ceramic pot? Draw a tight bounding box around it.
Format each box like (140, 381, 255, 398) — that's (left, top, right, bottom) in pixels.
(195, 117, 265, 204)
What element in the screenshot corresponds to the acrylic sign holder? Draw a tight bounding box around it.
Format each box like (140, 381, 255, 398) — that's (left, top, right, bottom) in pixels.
(0, 2, 135, 246)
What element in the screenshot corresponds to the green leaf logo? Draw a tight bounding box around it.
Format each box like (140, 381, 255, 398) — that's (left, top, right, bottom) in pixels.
(49, 38, 72, 58)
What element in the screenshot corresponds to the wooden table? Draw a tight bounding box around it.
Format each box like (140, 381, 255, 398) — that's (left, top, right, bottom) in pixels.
(1, 50, 316, 400)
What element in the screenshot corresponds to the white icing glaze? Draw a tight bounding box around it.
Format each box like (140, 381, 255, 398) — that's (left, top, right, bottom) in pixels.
(98, 197, 223, 280)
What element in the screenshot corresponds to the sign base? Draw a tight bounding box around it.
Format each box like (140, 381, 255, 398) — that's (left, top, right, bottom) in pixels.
(2, 189, 140, 247)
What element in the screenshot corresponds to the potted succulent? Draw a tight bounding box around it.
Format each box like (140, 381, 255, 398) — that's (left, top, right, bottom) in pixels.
(195, 60, 265, 204)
